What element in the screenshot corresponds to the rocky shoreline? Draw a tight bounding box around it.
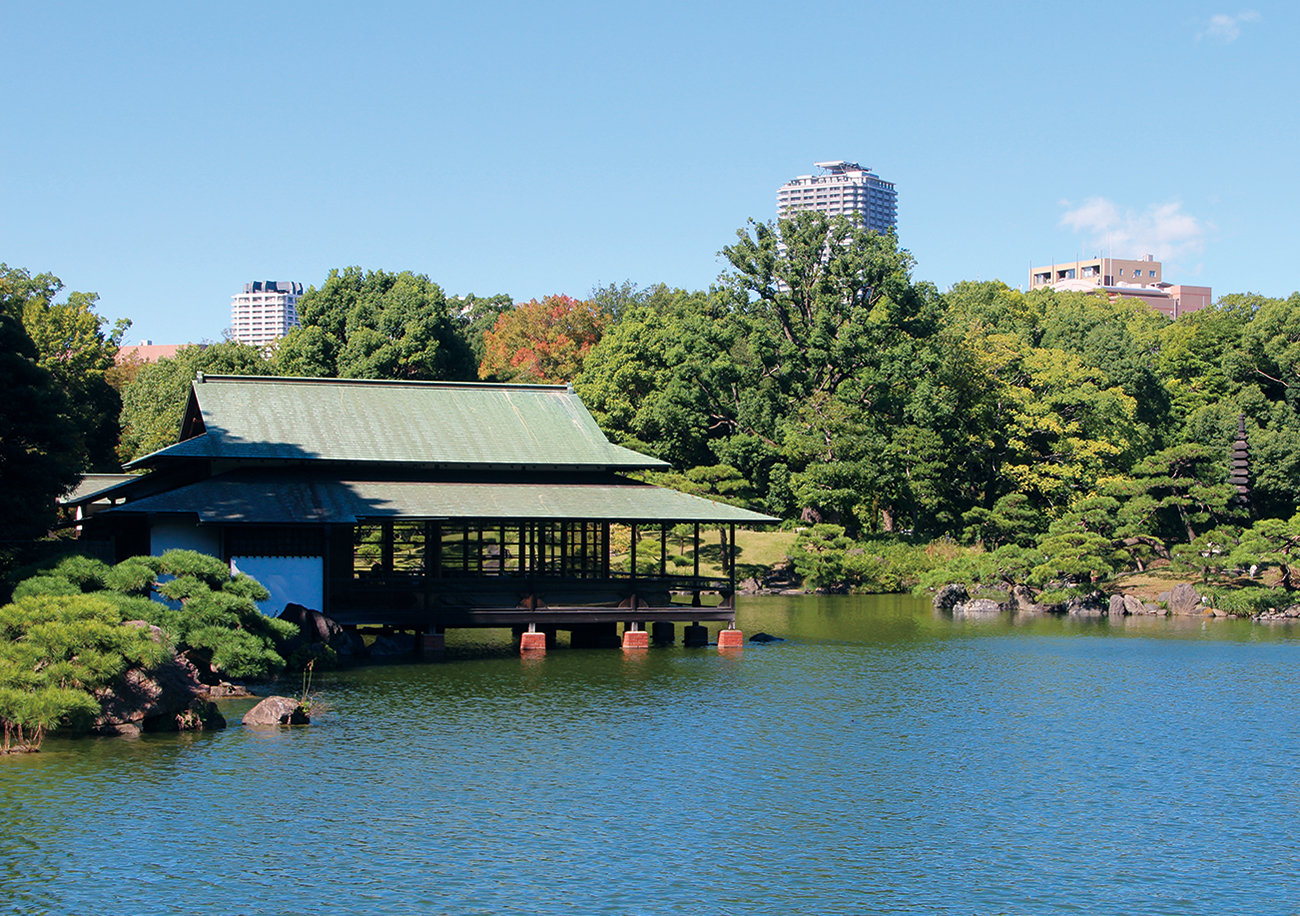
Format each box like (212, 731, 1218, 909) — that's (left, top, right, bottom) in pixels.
(932, 582, 1300, 621)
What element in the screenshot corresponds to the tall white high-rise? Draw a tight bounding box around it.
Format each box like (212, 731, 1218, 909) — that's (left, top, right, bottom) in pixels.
(230, 281, 303, 347)
(777, 160, 897, 233)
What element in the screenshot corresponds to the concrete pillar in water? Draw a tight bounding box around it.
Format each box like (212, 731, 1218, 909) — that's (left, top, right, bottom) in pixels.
(683, 624, 709, 647)
(622, 622, 649, 650)
(518, 624, 548, 655)
(420, 631, 446, 655)
(717, 628, 744, 650)
(651, 621, 675, 646)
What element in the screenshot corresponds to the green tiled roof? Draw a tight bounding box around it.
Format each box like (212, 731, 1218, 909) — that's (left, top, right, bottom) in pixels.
(105, 470, 778, 525)
(59, 474, 138, 504)
(127, 376, 668, 471)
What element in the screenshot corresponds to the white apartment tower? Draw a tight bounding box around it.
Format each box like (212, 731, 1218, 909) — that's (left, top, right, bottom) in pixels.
(230, 280, 303, 347)
(777, 161, 897, 233)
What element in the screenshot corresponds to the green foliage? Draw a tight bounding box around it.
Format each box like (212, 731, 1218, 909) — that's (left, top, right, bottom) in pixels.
(0, 268, 85, 547)
(916, 544, 1042, 595)
(1171, 527, 1245, 584)
(0, 593, 168, 750)
(1029, 531, 1125, 594)
(117, 341, 273, 462)
(789, 525, 956, 592)
(275, 267, 476, 382)
(12, 549, 289, 681)
(576, 287, 748, 470)
(452, 293, 513, 368)
(1, 264, 128, 475)
(1205, 586, 1296, 617)
(17, 274, 128, 471)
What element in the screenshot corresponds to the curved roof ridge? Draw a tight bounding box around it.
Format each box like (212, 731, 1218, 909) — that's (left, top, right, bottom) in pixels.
(194, 374, 571, 392)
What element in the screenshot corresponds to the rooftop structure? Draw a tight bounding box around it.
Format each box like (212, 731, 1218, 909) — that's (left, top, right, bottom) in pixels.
(115, 342, 205, 364)
(1028, 255, 1211, 319)
(230, 280, 303, 347)
(778, 160, 897, 234)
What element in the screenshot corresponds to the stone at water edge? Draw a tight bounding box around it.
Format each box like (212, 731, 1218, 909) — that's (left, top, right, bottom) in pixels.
(92, 653, 220, 736)
(953, 598, 1002, 616)
(933, 583, 969, 612)
(1109, 594, 1128, 617)
(242, 696, 310, 726)
(1168, 583, 1205, 616)
(748, 632, 784, 643)
(1065, 594, 1106, 617)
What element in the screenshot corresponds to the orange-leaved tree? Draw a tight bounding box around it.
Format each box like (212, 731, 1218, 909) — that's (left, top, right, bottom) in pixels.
(479, 294, 609, 383)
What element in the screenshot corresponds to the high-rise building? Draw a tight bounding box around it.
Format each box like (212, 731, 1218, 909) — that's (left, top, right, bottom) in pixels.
(777, 160, 897, 233)
(230, 280, 303, 347)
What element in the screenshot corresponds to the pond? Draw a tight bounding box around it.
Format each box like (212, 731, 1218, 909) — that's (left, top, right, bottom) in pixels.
(3, 595, 1299, 915)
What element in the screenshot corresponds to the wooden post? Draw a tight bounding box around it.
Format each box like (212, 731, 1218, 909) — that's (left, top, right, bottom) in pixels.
(693, 523, 700, 578)
(630, 524, 638, 581)
(660, 526, 667, 577)
(729, 524, 736, 594)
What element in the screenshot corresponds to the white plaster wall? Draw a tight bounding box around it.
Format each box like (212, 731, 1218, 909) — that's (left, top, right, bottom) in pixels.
(230, 556, 324, 616)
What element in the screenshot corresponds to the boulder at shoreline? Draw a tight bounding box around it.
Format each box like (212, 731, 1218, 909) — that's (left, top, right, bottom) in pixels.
(243, 696, 310, 726)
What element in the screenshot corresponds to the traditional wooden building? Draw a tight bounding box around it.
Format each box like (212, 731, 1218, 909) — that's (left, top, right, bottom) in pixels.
(71, 375, 775, 647)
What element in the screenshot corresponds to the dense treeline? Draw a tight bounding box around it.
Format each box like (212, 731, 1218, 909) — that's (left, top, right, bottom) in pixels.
(6, 212, 1300, 594)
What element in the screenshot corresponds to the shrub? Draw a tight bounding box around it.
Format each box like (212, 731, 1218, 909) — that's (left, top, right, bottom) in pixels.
(9, 549, 291, 681)
(1206, 587, 1297, 617)
(0, 593, 168, 751)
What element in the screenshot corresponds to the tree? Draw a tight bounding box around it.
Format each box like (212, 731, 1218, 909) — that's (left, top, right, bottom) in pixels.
(452, 293, 513, 368)
(576, 288, 750, 469)
(117, 341, 273, 462)
(14, 551, 295, 680)
(720, 211, 954, 531)
(479, 294, 608, 383)
(1111, 443, 1238, 546)
(1, 265, 128, 471)
(274, 267, 476, 381)
(0, 272, 83, 547)
(0, 592, 168, 751)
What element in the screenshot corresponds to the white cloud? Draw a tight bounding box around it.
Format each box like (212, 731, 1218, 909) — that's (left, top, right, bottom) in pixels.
(1198, 10, 1260, 42)
(1059, 197, 1209, 262)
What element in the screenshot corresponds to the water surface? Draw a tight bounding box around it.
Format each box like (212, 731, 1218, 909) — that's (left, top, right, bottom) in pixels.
(3, 595, 1299, 915)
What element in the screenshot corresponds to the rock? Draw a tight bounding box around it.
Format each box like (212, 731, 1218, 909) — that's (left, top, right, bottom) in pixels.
(1108, 594, 1128, 617)
(1143, 602, 1167, 616)
(1281, 604, 1300, 618)
(1008, 584, 1050, 615)
(1169, 583, 1205, 616)
(738, 577, 764, 595)
(169, 698, 226, 732)
(242, 695, 310, 726)
(367, 635, 409, 657)
(279, 603, 366, 657)
(934, 583, 969, 612)
(953, 598, 1002, 617)
(205, 681, 252, 698)
(1065, 594, 1106, 617)
(92, 653, 222, 735)
(748, 632, 784, 643)
(1123, 595, 1148, 616)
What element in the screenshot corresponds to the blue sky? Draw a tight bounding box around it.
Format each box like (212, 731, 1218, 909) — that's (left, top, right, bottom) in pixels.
(3, 1, 1295, 344)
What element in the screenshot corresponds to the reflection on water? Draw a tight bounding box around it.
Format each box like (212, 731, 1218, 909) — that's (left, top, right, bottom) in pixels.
(3, 595, 1300, 915)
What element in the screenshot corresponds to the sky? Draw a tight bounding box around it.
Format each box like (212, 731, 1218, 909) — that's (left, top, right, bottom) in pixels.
(3, 1, 1297, 345)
